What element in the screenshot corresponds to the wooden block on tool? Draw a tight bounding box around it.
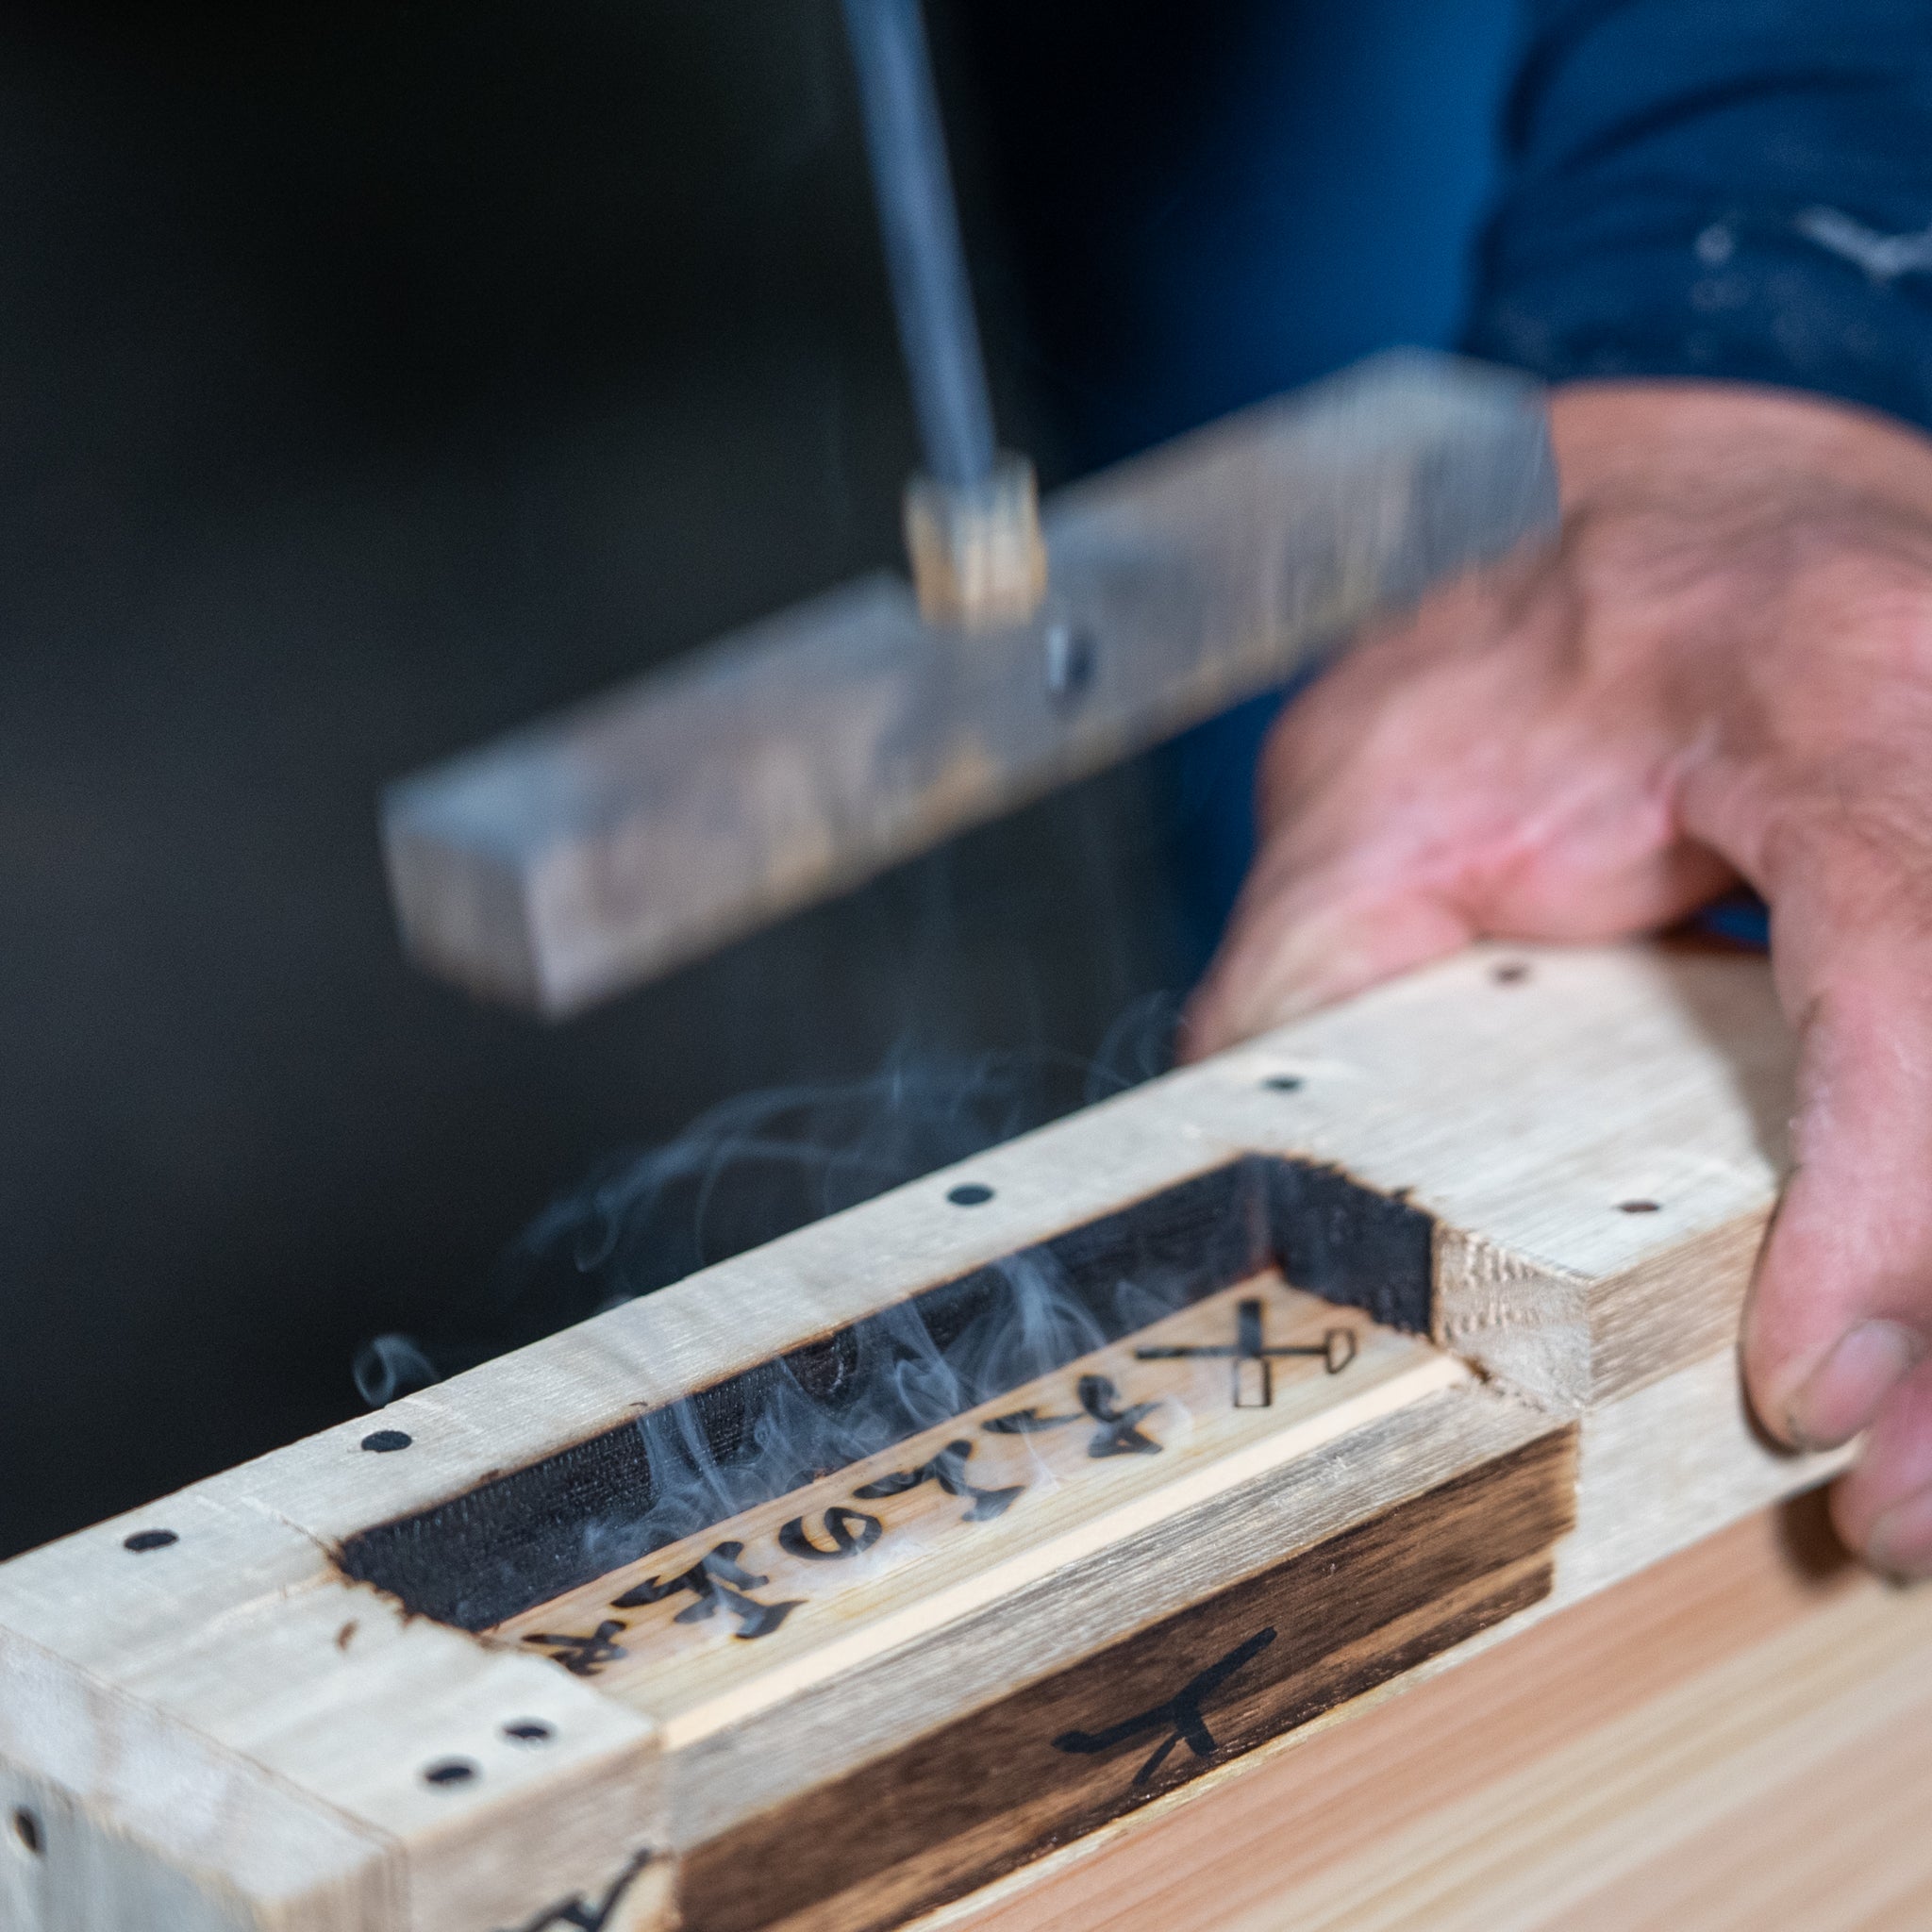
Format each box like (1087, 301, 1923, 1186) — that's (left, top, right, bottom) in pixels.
(382, 351, 1556, 1013)
(0, 941, 1855, 1932)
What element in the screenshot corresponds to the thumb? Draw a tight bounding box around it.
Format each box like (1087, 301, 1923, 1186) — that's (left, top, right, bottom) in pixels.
(1741, 889, 1932, 1457)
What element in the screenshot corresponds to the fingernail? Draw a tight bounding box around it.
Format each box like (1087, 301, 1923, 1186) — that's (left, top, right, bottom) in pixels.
(1865, 1485, 1932, 1581)
(1785, 1320, 1923, 1449)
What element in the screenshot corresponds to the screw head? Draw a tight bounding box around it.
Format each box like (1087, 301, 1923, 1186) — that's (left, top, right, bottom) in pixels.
(1043, 623, 1096, 704)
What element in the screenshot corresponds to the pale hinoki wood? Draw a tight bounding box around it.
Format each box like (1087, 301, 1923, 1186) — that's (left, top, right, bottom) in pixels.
(0, 941, 1861, 1932)
(924, 1501, 1932, 1932)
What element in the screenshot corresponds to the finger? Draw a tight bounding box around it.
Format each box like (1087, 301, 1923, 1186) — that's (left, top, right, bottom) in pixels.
(1182, 638, 1730, 1061)
(1182, 858, 1473, 1059)
(1738, 867, 1932, 1453)
(1182, 593, 1518, 1060)
(1830, 1356, 1932, 1575)
(1182, 814, 1727, 1061)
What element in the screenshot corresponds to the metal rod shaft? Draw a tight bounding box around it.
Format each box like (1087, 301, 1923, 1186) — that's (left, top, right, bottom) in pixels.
(841, 0, 998, 490)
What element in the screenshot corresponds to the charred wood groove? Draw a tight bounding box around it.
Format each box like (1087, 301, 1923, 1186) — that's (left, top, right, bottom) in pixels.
(337, 1155, 1435, 1629)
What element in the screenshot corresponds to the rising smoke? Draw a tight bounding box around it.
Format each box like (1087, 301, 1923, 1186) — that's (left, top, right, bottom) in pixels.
(354, 992, 1179, 1408)
(351, 995, 1187, 1587)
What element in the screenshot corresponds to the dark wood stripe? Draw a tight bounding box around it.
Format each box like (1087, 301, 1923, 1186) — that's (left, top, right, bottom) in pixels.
(681, 1424, 1577, 1932)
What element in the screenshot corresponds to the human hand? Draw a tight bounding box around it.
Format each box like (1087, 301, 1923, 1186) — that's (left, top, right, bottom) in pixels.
(1185, 379, 1932, 1575)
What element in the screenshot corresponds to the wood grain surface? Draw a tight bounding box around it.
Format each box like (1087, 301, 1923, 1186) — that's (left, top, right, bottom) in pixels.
(923, 1495, 1932, 1932)
(0, 941, 1870, 1932)
(683, 1428, 1574, 1932)
(489, 1276, 1454, 1723)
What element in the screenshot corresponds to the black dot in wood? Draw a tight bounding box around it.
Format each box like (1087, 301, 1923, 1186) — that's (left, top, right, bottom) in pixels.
(1492, 961, 1531, 985)
(11, 1807, 42, 1856)
(361, 1429, 412, 1454)
(1619, 1199, 1662, 1214)
(1263, 1074, 1303, 1092)
(502, 1720, 555, 1744)
(947, 1183, 994, 1207)
(423, 1759, 478, 1788)
(123, 1530, 177, 1554)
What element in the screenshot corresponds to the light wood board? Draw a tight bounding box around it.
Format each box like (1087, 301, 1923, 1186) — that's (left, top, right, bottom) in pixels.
(924, 1496, 1932, 1932)
(0, 941, 1862, 1930)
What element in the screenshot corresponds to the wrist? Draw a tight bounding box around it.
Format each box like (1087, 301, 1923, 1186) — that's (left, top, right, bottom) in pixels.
(1547, 379, 1932, 525)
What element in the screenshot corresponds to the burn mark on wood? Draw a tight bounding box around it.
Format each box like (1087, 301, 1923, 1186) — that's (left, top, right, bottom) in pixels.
(981, 1405, 1081, 1434)
(778, 1507, 884, 1562)
(854, 1441, 1024, 1524)
(1075, 1376, 1164, 1457)
(611, 1541, 803, 1640)
(1136, 1298, 1358, 1408)
(985, 1374, 1163, 1457)
(337, 1155, 1434, 1629)
(494, 1848, 656, 1932)
(1264, 1159, 1431, 1334)
(679, 1424, 1575, 1932)
(1052, 1626, 1276, 1783)
(521, 1621, 628, 1676)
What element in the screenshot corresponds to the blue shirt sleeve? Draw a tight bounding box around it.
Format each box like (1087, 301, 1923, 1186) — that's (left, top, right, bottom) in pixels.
(1464, 0, 1932, 431)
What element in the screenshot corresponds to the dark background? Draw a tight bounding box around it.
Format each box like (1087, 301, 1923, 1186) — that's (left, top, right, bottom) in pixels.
(0, 0, 1514, 1559)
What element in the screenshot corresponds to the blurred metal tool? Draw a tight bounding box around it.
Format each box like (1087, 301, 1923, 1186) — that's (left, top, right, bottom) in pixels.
(379, 5, 1559, 1018)
(841, 0, 1045, 627)
(383, 355, 1556, 1016)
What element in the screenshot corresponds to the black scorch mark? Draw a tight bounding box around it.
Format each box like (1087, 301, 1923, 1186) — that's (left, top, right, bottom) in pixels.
(1052, 1627, 1276, 1785)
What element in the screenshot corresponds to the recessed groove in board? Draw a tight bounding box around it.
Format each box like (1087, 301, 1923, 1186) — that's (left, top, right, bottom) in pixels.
(336, 1155, 1434, 1631)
